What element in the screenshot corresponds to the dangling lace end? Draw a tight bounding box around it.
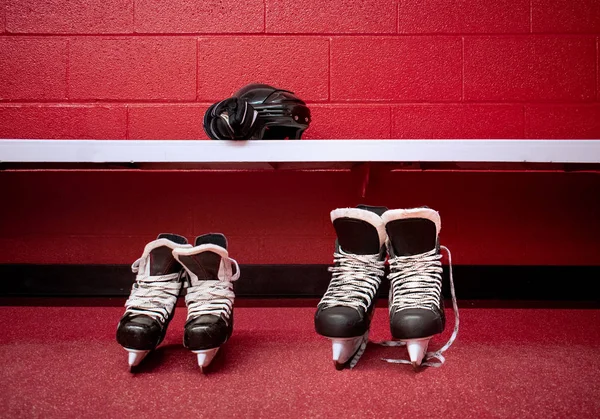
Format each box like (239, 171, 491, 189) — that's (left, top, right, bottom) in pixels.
(434, 245, 459, 358)
(420, 351, 447, 368)
(348, 333, 370, 369)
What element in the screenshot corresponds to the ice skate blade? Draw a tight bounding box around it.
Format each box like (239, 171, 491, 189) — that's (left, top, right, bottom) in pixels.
(125, 349, 150, 370)
(405, 337, 430, 367)
(331, 337, 363, 367)
(193, 348, 220, 372)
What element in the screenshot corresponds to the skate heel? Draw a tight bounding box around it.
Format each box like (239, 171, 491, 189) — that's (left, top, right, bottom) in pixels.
(125, 348, 150, 370)
(193, 348, 220, 373)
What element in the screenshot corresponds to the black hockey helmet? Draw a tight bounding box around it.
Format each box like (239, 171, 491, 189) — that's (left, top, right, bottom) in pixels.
(233, 84, 310, 140)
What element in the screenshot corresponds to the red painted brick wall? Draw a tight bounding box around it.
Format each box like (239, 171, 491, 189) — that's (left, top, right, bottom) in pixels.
(0, 0, 598, 139)
(1, 1, 599, 266)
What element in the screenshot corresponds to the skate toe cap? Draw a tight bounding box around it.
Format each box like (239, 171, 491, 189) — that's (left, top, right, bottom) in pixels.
(116, 315, 162, 350)
(315, 306, 368, 338)
(184, 315, 230, 350)
(390, 308, 444, 339)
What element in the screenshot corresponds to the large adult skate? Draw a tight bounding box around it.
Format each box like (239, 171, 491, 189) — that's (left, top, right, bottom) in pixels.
(315, 206, 387, 370)
(381, 208, 459, 369)
(116, 234, 191, 370)
(172, 233, 240, 373)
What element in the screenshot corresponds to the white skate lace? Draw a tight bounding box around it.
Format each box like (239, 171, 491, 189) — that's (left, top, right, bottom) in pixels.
(348, 333, 370, 369)
(379, 246, 459, 367)
(185, 259, 240, 324)
(388, 248, 443, 313)
(124, 257, 182, 324)
(318, 249, 386, 311)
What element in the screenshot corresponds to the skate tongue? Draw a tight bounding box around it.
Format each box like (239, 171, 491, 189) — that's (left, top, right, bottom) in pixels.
(146, 234, 189, 276)
(148, 245, 181, 276)
(335, 219, 382, 254)
(178, 250, 224, 282)
(331, 208, 386, 255)
(382, 208, 440, 256)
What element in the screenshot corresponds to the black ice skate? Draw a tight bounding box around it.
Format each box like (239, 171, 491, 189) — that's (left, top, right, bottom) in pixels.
(315, 206, 387, 370)
(381, 208, 459, 369)
(116, 234, 191, 370)
(172, 233, 240, 373)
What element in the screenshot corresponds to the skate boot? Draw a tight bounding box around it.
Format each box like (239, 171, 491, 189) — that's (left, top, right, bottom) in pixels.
(116, 234, 191, 370)
(314, 205, 387, 370)
(381, 207, 459, 369)
(172, 233, 240, 373)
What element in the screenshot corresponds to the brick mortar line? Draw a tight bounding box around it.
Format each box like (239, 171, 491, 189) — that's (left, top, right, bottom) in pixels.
(263, 0, 266, 33)
(396, 0, 400, 34)
(125, 106, 129, 140)
(388, 106, 393, 139)
(522, 105, 528, 138)
(195, 38, 199, 101)
(529, 0, 533, 33)
(327, 38, 331, 102)
(461, 37, 465, 102)
(65, 39, 70, 100)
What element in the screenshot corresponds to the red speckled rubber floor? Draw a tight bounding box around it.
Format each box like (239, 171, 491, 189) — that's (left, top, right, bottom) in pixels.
(1, 305, 599, 418)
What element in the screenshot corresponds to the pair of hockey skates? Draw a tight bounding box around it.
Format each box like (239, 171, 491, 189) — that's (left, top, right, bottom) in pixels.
(116, 233, 239, 373)
(315, 205, 459, 370)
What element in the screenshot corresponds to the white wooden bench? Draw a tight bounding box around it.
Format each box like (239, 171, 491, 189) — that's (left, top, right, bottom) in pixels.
(1, 139, 599, 167)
